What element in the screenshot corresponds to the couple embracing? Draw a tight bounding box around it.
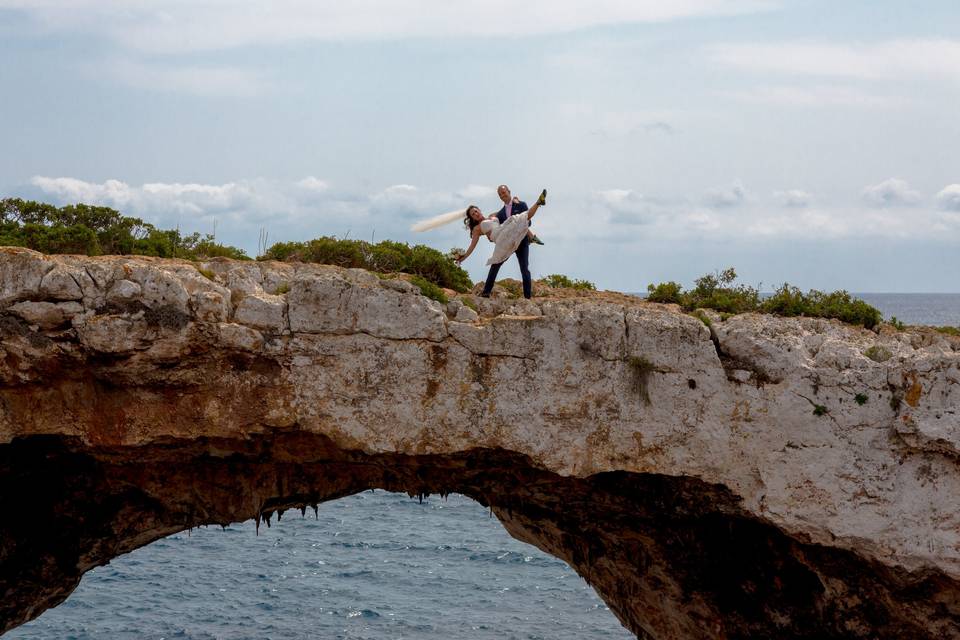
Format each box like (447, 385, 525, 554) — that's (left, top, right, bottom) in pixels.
(456, 184, 548, 299)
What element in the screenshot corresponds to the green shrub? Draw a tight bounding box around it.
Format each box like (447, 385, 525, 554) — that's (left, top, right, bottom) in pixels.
(812, 404, 828, 416)
(409, 275, 448, 304)
(261, 236, 473, 293)
(193, 240, 250, 260)
(260, 241, 309, 261)
(686, 268, 760, 314)
(855, 393, 868, 405)
(368, 240, 410, 273)
(646, 281, 683, 304)
(645, 267, 882, 329)
(261, 236, 471, 293)
(499, 280, 523, 299)
(541, 274, 596, 291)
(0, 198, 249, 261)
(690, 309, 712, 327)
(17, 223, 101, 255)
(935, 326, 960, 336)
(461, 296, 478, 312)
(888, 316, 906, 331)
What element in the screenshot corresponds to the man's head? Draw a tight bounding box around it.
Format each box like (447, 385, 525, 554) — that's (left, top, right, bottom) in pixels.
(497, 184, 511, 204)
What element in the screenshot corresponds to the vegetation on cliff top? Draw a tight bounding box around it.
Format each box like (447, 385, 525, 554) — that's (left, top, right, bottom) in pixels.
(1, 198, 249, 260)
(261, 237, 472, 293)
(647, 268, 883, 329)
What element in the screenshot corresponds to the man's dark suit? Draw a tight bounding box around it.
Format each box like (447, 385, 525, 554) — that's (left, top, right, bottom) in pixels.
(481, 199, 531, 299)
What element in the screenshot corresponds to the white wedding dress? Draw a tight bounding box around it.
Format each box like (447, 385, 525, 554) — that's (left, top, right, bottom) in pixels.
(480, 214, 529, 265)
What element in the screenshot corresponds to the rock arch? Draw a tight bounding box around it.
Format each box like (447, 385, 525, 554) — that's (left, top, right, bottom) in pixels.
(1, 249, 958, 638)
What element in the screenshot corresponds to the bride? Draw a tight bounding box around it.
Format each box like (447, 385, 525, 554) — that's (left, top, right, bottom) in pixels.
(456, 189, 547, 266)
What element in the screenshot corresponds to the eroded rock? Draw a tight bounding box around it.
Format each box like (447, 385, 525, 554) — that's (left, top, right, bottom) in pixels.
(0, 252, 958, 639)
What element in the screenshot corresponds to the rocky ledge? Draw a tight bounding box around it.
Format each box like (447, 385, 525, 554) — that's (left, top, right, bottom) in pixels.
(0, 247, 958, 638)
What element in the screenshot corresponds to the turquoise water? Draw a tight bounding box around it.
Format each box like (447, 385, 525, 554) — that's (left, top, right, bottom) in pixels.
(8, 294, 959, 639)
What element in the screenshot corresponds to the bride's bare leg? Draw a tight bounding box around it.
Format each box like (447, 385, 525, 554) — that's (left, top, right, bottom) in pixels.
(526, 189, 547, 221)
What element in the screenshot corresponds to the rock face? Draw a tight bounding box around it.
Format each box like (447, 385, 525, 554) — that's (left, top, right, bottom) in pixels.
(0, 247, 958, 638)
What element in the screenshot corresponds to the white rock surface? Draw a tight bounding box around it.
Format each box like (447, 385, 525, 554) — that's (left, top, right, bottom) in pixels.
(0, 249, 958, 587)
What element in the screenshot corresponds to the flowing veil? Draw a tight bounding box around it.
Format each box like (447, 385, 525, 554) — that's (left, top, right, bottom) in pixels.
(410, 208, 465, 232)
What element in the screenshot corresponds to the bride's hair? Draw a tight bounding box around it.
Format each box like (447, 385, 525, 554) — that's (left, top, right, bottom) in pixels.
(463, 205, 482, 233)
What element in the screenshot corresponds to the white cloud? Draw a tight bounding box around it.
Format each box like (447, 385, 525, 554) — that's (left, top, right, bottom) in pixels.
(296, 177, 330, 192)
(4, 1, 778, 54)
(703, 180, 748, 208)
(774, 189, 812, 208)
(710, 39, 960, 80)
(26, 175, 506, 251)
(26, 176, 960, 264)
(455, 184, 497, 201)
(861, 178, 921, 208)
(935, 184, 960, 212)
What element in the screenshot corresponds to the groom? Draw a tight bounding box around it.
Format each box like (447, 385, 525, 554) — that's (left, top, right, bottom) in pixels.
(481, 184, 532, 299)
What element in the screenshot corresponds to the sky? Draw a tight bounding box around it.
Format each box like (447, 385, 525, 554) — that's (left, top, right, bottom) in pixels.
(1, 0, 959, 292)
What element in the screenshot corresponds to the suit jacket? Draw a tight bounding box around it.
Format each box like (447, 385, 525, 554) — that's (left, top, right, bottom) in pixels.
(496, 199, 528, 224)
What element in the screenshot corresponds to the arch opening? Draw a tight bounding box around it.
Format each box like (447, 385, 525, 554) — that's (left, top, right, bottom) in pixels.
(9, 490, 633, 639)
(1, 434, 955, 639)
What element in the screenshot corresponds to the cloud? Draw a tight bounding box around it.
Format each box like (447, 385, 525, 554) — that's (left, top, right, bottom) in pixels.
(26, 175, 497, 250)
(26, 175, 960, 264)
(296, 177, 330, 192)
(4, 1, 778, 54)
(709, 39, 960, 80)
(861, 178, 921, 208)
(101, 59, 265, 96)
(703, 180, 748, 208)
(774, 189, 812, 208)
(725, 85, 903, 108)
(597, 189, 654, 224)
(558, 103, 680, 138)
(456, 184, 497, 201)
(935, 184, 960, 212)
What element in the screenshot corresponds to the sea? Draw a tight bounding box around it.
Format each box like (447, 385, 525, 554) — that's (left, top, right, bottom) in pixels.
(8, 294, 960, 640)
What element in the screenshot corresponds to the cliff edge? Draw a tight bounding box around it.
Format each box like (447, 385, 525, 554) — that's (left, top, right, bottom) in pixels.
(1, 247, 958, 638)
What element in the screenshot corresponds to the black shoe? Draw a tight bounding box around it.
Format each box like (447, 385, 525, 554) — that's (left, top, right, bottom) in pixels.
(530, 234, 544, 245)
(536, 189, 547, 206)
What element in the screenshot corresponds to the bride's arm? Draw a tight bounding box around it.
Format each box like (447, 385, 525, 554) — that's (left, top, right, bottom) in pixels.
(456, 227, 482, 263)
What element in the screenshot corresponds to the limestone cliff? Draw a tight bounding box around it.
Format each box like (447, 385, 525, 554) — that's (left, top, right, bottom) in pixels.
(0, 247, 958, 638)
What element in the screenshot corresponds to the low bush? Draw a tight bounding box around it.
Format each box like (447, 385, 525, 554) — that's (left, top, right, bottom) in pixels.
(645, 267, 882, 329)
(645, 281, 683, 305)
(409, 275, 448, 304)
(762, 285, 881, 329)
(262, 236, 471, 293)
(0, 198, 249, 260)
(540, 273, 597, 291)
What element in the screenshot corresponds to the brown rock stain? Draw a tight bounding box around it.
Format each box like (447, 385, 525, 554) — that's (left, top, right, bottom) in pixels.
(904, 372, 922, 407)
(423, 345, 447, 405)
